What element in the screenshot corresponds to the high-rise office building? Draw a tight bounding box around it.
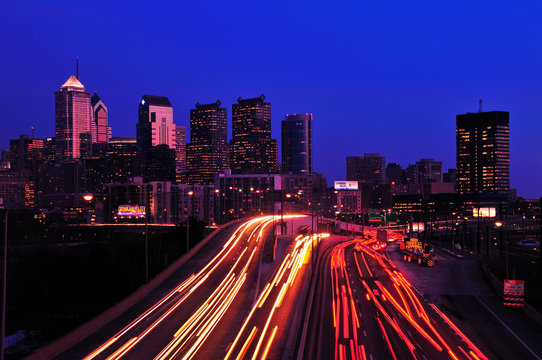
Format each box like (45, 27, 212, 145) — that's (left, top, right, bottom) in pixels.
(9, 135, 45, 172)
(55, 75, 91, 162)
(231, 95, 278, 174)
(136, 95, 176, 154)
(456, 111, 510, 194)
(136, 95, 177, 182)
(91, 92, 110, 144)
(281, 113, 312, 175)
(385, 163, 403, 185)
(346, 153, 385, 185)
(175, 125, 186, 182)
(186, 101, 228, 184)
(413, 158, 442, 184)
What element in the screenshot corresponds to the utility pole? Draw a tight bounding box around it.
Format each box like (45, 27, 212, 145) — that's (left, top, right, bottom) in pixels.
(499, 203, 504, 256)
(539, 197, 542, 277)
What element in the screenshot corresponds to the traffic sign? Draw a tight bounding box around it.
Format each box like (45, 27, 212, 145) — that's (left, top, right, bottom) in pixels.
(504, 280, 524, 306)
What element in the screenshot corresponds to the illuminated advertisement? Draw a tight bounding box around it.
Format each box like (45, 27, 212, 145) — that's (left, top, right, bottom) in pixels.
(409, 222, 425, 232)
(334, 181, 359, 190)
(473, 207, 496, 218)
(118, 204, 146, 217)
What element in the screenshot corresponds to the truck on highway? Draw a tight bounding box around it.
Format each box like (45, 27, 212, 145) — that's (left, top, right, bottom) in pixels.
(399, 237, 435, 267)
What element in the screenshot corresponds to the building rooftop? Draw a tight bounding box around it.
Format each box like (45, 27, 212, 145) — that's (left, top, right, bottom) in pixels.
(235, 94, 268, 106)
(91, 92, 106, 107)
(140, 95, 172, 107)
(60, 75, 85, 91)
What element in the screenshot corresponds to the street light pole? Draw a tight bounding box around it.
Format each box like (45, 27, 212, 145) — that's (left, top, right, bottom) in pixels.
(1, 210, 7, 360)
(2, 193, 92, 360)
(145, 211, 149, 283)
(187, 190, 193, 253)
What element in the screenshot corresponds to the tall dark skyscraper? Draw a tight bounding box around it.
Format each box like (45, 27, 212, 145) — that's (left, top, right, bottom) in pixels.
(136, 95, 176, 155)
(91, 92, 110, 143)
(281, 113, 312, 175)
(54, 75, 91, 163)
(456, 111, 510, 194)
(136, 95, 177, 182)
(346, 153, 386, 185)
(231, 95, 278, 174)
(175, 125, 186, 182)
(186, 101, 228, 184)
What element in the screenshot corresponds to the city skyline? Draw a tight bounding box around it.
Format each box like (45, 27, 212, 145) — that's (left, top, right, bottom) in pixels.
(1, 1, 541, 197)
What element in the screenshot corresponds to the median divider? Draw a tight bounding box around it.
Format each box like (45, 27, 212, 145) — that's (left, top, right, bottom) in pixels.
(25, 219, 244, 360)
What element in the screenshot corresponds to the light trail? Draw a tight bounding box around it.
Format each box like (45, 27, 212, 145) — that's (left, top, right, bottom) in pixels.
(83, 216, 275, 360)
(226, 232, 328, 360)
(327, 228, 489, 360)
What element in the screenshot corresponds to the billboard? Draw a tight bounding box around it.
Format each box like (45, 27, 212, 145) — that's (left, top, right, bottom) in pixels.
(334, 181, 359, 190)
(473, 207, 496, 218)
(409, 222, 425, 232)
(118, 204, 146, 217)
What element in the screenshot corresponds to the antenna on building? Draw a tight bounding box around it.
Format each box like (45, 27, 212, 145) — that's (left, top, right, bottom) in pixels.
(31, 126, 34, 139)
(478, 99, 483, 112)
(76, 56, 79, 79)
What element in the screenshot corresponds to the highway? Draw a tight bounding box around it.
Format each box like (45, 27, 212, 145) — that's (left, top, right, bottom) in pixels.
(51, 217, 542, 360)
(57, 215, 321, 360)
(301, 233, 490, 360)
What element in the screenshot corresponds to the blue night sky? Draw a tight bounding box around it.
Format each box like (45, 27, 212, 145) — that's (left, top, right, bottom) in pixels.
(1, 1, 541, 198)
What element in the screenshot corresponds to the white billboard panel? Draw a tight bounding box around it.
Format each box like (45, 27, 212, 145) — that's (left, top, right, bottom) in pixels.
(334, 181, 359, 190)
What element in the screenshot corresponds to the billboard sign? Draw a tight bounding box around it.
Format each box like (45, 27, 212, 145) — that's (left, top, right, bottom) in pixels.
(473, 207, 496, 218)
(408, 222, 425, 232)
(118, 204, 146, 217)
(334, 181, 358, 190)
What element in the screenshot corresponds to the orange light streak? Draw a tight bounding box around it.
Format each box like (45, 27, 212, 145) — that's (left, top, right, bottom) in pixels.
(82, 338, 118, 360)
(458, 345, 473, 360)
(360, 252, 373, 277)
(105, 337, 137, 360)
(374, 281, 442, 352)
(259, 326, 278, 360)
(361, 280, 415, 352)
(429, 304, 489, 360)
(235, 327, 258, 360)
(376, 316, 397, 360)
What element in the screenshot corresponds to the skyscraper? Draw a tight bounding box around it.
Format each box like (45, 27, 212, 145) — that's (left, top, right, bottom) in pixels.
(54, 75, 91, 162)
(136, 95, 177, 182)
(91, 92, 110, 143)
(281, 113, 312, 175)
(9, 135, 45, 172)
(456, 111, 510, 194)
(346, 153, 386, 185)
(413, 158, 442, 184)
(231, 95, 278, 174)
(175, 125, 186, 182)
(186, 101, 228, 184)
(136, 95, 176, 155)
